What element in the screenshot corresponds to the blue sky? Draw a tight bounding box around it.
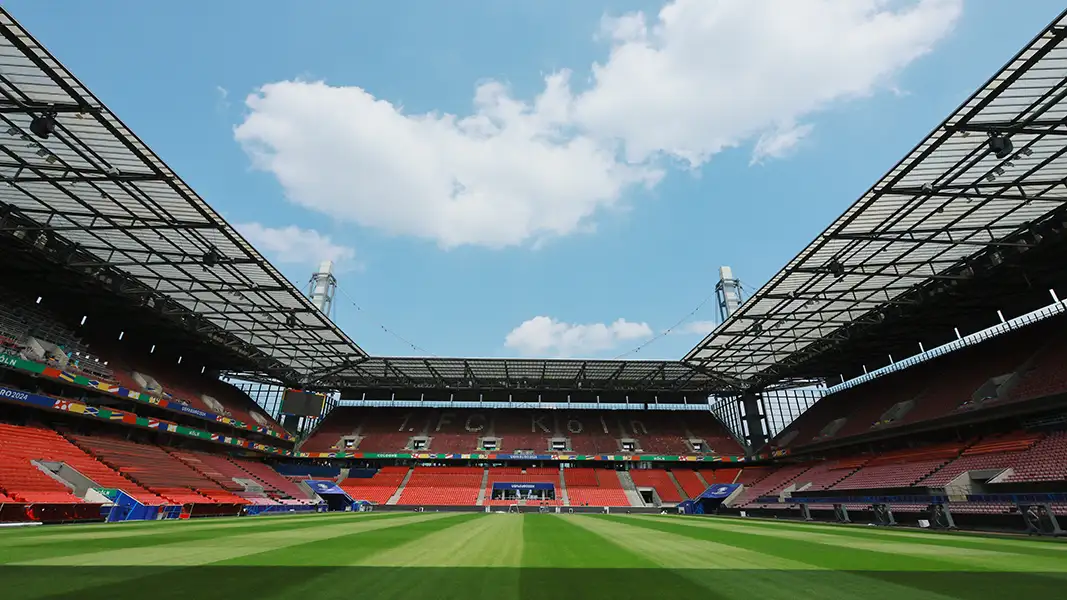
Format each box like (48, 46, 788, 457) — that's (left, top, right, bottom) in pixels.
(7, 1, 1065, 360)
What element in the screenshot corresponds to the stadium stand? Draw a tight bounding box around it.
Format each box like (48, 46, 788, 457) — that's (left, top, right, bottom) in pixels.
(919, 432, 1044, 487)
(339, 466, 409, 504)
(672, 469, 709, 499)
(484, 467, 561, 505)
(564, 468, 632, 506)
(68, 435, 243, 505)
(629, 468, 683, 503)
(397, 466, 483, 505)
(0, 423, 166, 505)
(831, 444, 964, 490)
(734, 464, 811, 506)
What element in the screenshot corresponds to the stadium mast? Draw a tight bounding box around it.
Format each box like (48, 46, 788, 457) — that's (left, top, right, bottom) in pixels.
(307, 260, 338, 319)
(716, 266, 743, 323)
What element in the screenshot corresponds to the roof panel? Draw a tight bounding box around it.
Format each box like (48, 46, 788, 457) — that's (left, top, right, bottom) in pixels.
(685, 12, 1067, 386)
(0, 10, 367, 382)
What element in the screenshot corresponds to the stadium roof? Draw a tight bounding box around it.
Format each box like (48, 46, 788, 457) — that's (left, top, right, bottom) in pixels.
(0, 10, 368, 382)
(686, 11, 1067, 388)
(329, 357, 739, 395)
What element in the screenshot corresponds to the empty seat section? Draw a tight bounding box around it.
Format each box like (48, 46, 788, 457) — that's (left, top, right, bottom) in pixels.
(832, 445, 962, 490)
(356, 409, 418, 453)
(1001, 431, 1067, 483)
(170, 450, 252, 492)
(564, 468, 631, 506)
(302, 408, 361, 452)
(484, 467, 561, 505)
(0, 423, 161, 504)
(339, 466, 409, 504)
(70, 435, 229, 504)
(495, 411, 550, 453)
(920, 432, 1044, 487)
(735, 464, 811, 506)
(629, 469, 682, 502)
(672, 469, 708, 498)
(698, 468, 741, 485)
(230, 459, 314, 502)
(791, 459, 866, 492)
(398, 466, 483, 505)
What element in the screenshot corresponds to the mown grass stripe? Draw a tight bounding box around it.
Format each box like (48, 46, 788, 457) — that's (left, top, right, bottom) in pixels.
(354, 513, 524, 567)
(0, 512, 410, 565)
(610, 515, 1065, 599)
(654, 514, 1067, 557)
(634, 516, 1067, 573)
(218, 512, 478, 566)
(11, 512, 447, 566)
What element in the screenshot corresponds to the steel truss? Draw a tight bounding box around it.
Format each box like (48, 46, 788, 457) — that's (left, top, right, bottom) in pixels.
(687, 13, 1067, 389)
(0, 10, 367, 385)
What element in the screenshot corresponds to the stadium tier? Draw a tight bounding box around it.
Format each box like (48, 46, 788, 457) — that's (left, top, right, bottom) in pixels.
(770, 319, 1067, 452)
(0, 294, 288, 442)
(301, 407, 743, 456)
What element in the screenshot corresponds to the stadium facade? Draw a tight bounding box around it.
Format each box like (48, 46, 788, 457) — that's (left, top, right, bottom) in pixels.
(0, 6, 1066, 536)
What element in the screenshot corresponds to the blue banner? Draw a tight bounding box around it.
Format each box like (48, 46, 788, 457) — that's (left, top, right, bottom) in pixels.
(492, 482, 556, 491)
(307, 480, 346, 495)
(699, 483, 740, 499)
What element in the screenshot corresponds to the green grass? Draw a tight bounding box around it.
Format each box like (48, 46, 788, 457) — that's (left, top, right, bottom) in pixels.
(1, 512, 1064, 599)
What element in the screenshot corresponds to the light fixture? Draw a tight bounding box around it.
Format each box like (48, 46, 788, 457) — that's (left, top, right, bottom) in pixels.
(988, 134, 1013, 159)
(29, 113, 57, 139)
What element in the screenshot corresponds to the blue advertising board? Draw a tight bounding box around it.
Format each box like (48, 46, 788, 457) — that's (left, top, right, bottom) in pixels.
(492, 482, 556, 491)
(307, 480, 346, 495)
(698, 483, 740, 499)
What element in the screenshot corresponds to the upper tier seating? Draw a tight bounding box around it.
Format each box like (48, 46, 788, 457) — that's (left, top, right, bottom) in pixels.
(398, 466, 483, 505)
(629, 469, 683, 503)
(303, 407, 740, 456)
(0, 423, 161, 504)
(339, 466, 409, 504)
(769, 319, 1064, 452)
(564, 468, 632, 506)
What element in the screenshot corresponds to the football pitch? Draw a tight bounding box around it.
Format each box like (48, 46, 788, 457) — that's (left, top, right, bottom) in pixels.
(2, 512, 1064, 599)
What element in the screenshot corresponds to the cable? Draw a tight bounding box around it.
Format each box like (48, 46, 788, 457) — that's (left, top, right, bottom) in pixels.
(611, 291, 719, 359)
(335, 285, 438, 357)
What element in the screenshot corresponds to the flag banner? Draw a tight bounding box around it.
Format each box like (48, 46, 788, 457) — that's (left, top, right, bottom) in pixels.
(0, 352, 294, 442)
(0, 383, 291, 456)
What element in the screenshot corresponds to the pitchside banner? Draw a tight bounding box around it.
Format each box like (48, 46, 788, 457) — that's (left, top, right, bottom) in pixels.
(492, 482, 556, 491)
(306, 480, 346, 495)
(699, 484, 741, 499)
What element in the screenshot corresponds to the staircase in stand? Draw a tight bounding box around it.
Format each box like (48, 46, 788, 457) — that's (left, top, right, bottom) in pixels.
(616, 471, 644, 507)
(476, 468, 489, 505)
(666, 470, 687, 500)
(558, 468, 570, 506)
(386, 468, 413, 505)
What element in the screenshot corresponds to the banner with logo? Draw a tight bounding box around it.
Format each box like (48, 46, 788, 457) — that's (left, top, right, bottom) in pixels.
(0, 352, 292, 441)
(295, 450, 745, 462)
(0, 384, 291, 456)
(492, 482, 556, 491)
(699, 483, 741, 499)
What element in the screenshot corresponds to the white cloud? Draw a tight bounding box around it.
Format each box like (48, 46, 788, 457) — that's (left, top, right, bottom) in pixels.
(751, 122, 815, 164)
(672, 320, 718, 335)
(215, 85, 231, 111)
(236, 222, 356, 268)
(504, 316, 652, 357)
(235, 0, 961, 248)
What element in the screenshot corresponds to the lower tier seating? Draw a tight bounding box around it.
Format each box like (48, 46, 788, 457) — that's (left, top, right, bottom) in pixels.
(630, 469, 683, 503)
(398, 466, 483, 505)
(564, 468, 631, 506)
(339, 466, 409, 504)
(672, 469, 708, 499)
